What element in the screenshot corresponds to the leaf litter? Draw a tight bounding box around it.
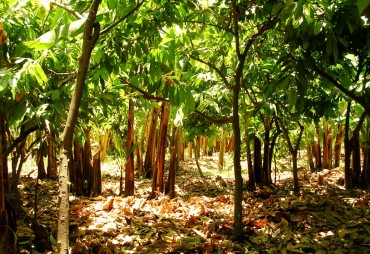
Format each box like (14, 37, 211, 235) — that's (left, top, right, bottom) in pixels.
(17, 157, 370, 253)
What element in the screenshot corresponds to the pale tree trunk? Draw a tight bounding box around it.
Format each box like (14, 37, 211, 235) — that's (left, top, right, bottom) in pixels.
(125, 99, 135, 196)
(57, 1, 101, 252)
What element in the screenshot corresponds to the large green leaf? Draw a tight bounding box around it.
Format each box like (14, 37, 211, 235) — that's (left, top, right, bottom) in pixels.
(358, 0, 370, 14)
(16, 18, 86, 55)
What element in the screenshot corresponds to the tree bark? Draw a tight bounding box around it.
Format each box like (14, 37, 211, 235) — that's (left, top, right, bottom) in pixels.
(47, 132, 58, 178)
(125, 99, 135, 196)
(262, 117, 271, 187)
(344, 101, 353, 189)
(314, 121, 322, 171)
(166, 126, 178, 198)
(152, 102, 170, 195)
(0, 111, 16, 253)
(57, 1, 101, 252)
(219, 129, 226, 170)
(144, 107, 159, 178)
(254, 136, 262, 187)
(334, 124, 344, 168)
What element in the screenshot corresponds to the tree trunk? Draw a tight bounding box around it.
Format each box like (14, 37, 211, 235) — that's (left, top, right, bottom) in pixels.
(57, 1, 101, 251)
(47, 132, 58, 178)
(322, 121, 329, 169)
(314, 121, 322, 171)
(188, 141, 193, 159)
(71, 139, 84, 196)
(36, 132, 46, 179)
(202, 136, 208, 157)
(152, 102, 170, 195)
(125, 99, 135, 196)
(100, 130, 109, 163)
(292, 152, 299, 195)
(268, 124, 281, 175)
(166, 126, 178, 198)
(136, 135, 143, 177)
(352, 132, 361, 187)
(278, 119, 304, 195)
(262, 117, 271, 187)
(334, 124, 344, 168)
(344, 101, 353, 188)
(328, 127, 333, 169)
(306, 141, 315, 172)
(254, 136, 262, 187)
(245, 130, 254, 190)
(0, 111, 16, 253)
(219, 129, 226, 170)
(144, 107, 159, 179)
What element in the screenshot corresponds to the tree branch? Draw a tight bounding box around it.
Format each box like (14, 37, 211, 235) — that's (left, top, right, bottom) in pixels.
(181, 20, 234, 34)
(194, 110, 233, 125)
(120, 78, 169, 102)
(3, 126, 38, 159)
(241, 19, 276, 59)
(309, 57, 367, 111)
(188, 55, 231, 88)
(100, 0, 145, 35)
(51, 2, 84, 19)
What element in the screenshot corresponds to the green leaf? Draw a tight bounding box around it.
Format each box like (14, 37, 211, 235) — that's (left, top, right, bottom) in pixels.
(17, 18, 86, 54)
(358, 0, 370, 14)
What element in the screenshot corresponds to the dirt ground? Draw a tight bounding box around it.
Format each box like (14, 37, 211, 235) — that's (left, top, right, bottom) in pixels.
(16, 154, 370, 253)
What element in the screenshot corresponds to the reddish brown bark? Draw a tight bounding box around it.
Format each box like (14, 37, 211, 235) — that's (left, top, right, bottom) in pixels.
(144, 107, 159, 179)
(152, 102, 170, 195)
(47, 132, 58, 178)
(306, 141, 315, 172)
(36, 133, 46, 179)
(334, 124, 344, 168)
(125, 99, 135, 196)
(314, 122, 322, 171)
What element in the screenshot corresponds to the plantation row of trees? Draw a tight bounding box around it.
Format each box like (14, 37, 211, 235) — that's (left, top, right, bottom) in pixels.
(0, 0, 370, 252)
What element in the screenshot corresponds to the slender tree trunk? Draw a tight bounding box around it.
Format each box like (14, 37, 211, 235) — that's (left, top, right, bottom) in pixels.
(334, 124, 344, 168)
(278, 119, 304, 195)
(328, 127, 333, 169)
(47, 132, 58, 178)
(125, 99, 135, 196)
(36, 132, 46, 179)
(144, 107, 159, 179)
(0, 111, 16, 253)
(152, 102, 170, 195)
(344, 102, 353, 189)
(292, 152, 299, 194)
(254, 136, 262, 187)
(219, 129, 226, 170)
(166, 126, 178, 198)
(352, 132, 361, 187)
(188, 142, 193, 159)
(306, 141, 315, 172)
(202, 136, 208, 157)
(100, 130, 109, 163)
(262, 117, 271, 186)
(83, 129, 94, 196)
(57, 1, 101, 251)
(314, 121, 322, 171)
(245, 129, 254, 190)
(136, 135, 143, 177)
(322, 121, 329, 169)
(268, 124, 281, 175)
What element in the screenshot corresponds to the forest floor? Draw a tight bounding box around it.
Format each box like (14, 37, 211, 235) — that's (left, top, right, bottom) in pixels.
(17, 154, 370, 253)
